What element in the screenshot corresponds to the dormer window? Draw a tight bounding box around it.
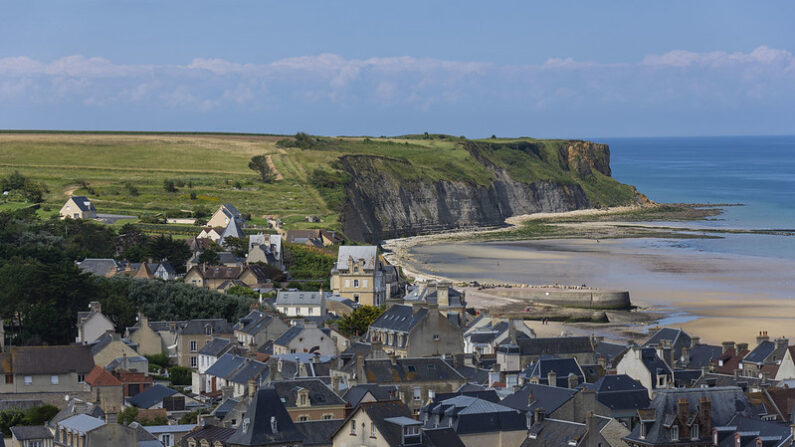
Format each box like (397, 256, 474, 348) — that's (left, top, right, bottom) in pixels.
(640, 423, 646, 439)
(350, 419, 357, 435)
(242, 417, 250, 433)
(671, 425, 679, 441)
(691, 424, 699, 439)
(270, 416, 277, 433)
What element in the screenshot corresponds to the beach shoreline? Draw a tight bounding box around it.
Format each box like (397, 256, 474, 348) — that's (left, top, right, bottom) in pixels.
(382, 204, 795, 346)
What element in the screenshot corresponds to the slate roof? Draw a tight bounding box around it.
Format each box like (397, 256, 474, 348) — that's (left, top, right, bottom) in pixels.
(431, 390, 501, 405)
(276, 291, 325, 306)
(500, 336, 594, 357)
(362, 358, 466, 383)
(637, 348, 672, 384)
(501, 383, 578, 415)
(179, 425, 236, 447)
(211, 398, 240, 419)
(226, 388, 305, 446)
(206, 353, 269, 385)
(194, 265, 244, 280)
(424, 427, 466, 447)
(335, 246, 378, 271)
(89, 332, 138, 355)
(450, 364, 490, 385)
(643, 328, 692, 360)
(11, 345, 95, 375)
(522, 357, 585, 387)
(178, 319, 233, 335)
(198, 337, 233, 357)
(343, 384, 399, 406)
(591, 375, 650, 412)
(523, 418, 593, 447)
(143, 424, 198, 435)
(717, 415, 793, 447)
(48, 399, 105, 429)
(693, 372, 767, 390)
(57, 414, 105, 433)
(126, 384, 178, 409)
(421, 395, 526, 434)
(626, 387, 758, 444)
(745, 341, 777, 364)
(69, 196, 96, 212)
(294, 419, 345, 446)
(673, 369, 704, 388)
(274, 325, 304, 346)
(680, 343, 722, 368)
(271, 379, 345, 407)
(594, 341, 629, 364)
(369, 304, 427, 333)
(77, 258, 120, 276)
(218, 216, 244, 246)
(9, 425, 53, 440)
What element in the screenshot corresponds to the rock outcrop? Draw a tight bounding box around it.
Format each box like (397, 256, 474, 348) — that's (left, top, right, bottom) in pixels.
(338, 140, 642, 242)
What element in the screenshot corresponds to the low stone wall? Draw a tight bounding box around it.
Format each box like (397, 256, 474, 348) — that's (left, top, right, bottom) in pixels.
(484, 287, 631, 310)
(0, 391, 93, 408)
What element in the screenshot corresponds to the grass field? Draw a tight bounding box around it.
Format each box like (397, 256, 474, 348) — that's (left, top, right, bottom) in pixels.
(0, 132, 638, 236)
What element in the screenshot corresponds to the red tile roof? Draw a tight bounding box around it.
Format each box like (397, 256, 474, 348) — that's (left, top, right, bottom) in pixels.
(85, 365, 122, 387)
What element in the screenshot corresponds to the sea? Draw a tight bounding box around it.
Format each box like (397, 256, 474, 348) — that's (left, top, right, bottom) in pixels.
(605, 135, 795, 260)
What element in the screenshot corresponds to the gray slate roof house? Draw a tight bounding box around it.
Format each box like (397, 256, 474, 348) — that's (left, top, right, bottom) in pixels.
(522, 417, 609, 447)
(77, 258, 121, 277)
(270, 378, 346, 408)
(358, 357, 466, 383)
(226, 388, 306, 446)
(295, 419, 345, 446)
(126, 384, 178, 409)
(211, 397, 241, 420)
(179, 318, 234, 335)
(343, 384, 399, 406)
(12, 344, 95, 376)
(178, 425, 236, 447)
(199, 337, 235, 357)
(522, 356, 585, 388)
(335, 246, 378, 271)
(624, 387, 758, 447)
(420, 395, 526, 435)
(10, 425, 53, 442)
(501, 383, 579, 425)
(643, 327, 692, 366)
(500, 336, 594, 358)
(714, 414, 793, 447)
(205, 353, 269, 387)
(590, 374, 651, 413)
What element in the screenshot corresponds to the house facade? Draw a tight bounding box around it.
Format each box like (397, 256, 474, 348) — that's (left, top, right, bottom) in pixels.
(330, 246, 386, 306)
(616, 347, 673, 398)
(59, 196, 97, 220)
(174, 319, 235, 369)
(367, 304, 464, 358)
(275, 291, 327, 318)
(273, 325, 338, 357)
(76, 301, 115, 345)
(0, 345, 94, 394)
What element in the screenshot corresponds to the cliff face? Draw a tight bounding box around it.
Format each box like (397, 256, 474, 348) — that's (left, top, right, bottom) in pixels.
(338, 140, 640, 242)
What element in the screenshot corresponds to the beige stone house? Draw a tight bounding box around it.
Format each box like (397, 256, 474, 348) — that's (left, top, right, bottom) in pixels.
(184, 265, 269, 291)
(76, 301, 115, 345)
(59, 195, 96, 220)
(273, 325, 338, 357)
(124, 314, 167, 356)
(271, 378, 347, 422)
(207, 203, 245, 229)
(90, 332, 141, 368)
(0, 345, 94, 394)
(367, 303, 463, 358)
(330, 246, 386, 306)
(174, 319, 234, 369)
(233, 309, 289, 350)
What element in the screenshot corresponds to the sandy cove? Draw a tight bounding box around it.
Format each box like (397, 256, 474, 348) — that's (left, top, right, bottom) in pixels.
(382, 205, 795, 346)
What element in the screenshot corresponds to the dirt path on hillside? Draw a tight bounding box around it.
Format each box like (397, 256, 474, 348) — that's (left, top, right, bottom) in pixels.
(266, 155, 284, 181)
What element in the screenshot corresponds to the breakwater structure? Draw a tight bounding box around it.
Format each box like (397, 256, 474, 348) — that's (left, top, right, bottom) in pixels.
(466, 285, 632, 310)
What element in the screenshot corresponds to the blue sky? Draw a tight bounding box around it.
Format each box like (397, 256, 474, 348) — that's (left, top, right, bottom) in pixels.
(1, 1, 794, 137)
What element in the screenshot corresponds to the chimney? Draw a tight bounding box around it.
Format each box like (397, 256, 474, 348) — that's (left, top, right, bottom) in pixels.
(677, 398, 690, 424)
(597, 355, 606, 369)
(356, 354, 365, 383)
(733, 369, 740, 378)
(297, 361, 307, 377)
(331, 375, 341, 394)
(411, 302, 425, 314)
(508, 320, 518, 344)
(690, 337, 700, 348)
(527, 391, 535, 406)
(222, 386, 234, 399)
(699, 397, 711, 434)
(453, 353, 465, 369)
(547, 370, 557, 387)
(567, 373, 579, 389)
(248, 379, 258, 397)
(722, 341, 736, 354)
(436, 281, 451, 308)
(534, 408, 546, 423)
(737, 343, 749, 353)
(89, 301, 102, 314)
(757, 332, 770, 345)
(105, 408, 118, 424)
(776, 338, 789, 351)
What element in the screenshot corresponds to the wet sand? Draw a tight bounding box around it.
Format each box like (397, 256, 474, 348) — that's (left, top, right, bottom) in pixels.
(407, 237, 795, 345)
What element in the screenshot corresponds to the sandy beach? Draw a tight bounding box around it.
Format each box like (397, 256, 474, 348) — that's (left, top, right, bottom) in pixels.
(383, 206, 795, 346)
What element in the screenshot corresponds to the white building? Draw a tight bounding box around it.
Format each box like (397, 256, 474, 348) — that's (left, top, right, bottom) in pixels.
(275, 291, 326, 317)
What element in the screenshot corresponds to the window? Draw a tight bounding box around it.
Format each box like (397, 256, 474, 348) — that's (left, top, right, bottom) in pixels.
(4, 374, 12, 384)
(24, 376, 32, 385)
(354, 294, 359, 303)
(323, 414, 333, 420)
(298, 416, 308, 422)
(640, 423, 646, 439)
(433, 334, 440, 341)
(300, 394, 307, 406)
(413, 387, 421, 401)
(350, 419, 357, 435)
(30, 442, 41, 447)
(354, 266, 359, 273)
(363, 279, 368, 288)
(354, 280, 360, 288)
(191, 356, 198, 368)
(190, 340, 198, 352)
(161, 434, 172, 445)
(77, 374, 85, 383)
(51, 375, 59, 385)
(345, 280, 350, 288)
(371, 422, 376, 437)
(428, 389, 435, 400)
(671, 425, 679, 441)
(691, 424, 699, 439)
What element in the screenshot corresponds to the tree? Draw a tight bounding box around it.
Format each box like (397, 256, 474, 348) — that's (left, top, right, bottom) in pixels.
(197, 247, 220, 265)
(169, 366, 192, 386)
(248, 155, 275, 183)
(163, 179, 177, 192)
(226, 284, 258, 299)
(337, 305, 384, 337)
(118, 407, 139, 425)
(222, 236, 248, 258)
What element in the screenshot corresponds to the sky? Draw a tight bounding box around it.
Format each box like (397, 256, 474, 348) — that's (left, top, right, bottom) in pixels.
(1, 1, 794, 138)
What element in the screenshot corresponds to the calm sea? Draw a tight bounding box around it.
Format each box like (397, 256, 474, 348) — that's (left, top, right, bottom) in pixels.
(601, 135, 795, 260)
